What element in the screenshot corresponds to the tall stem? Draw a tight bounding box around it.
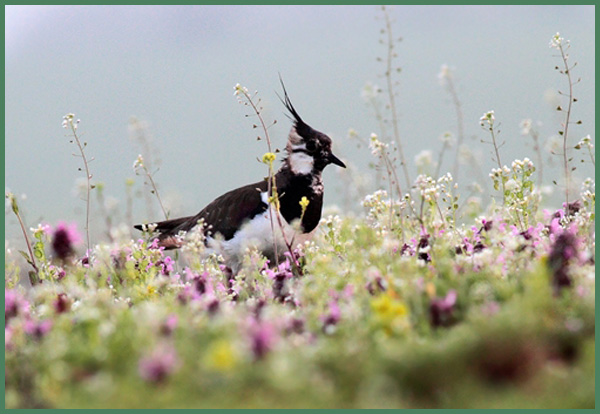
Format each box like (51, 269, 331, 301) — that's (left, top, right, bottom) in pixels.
(558, 43, 574, 212)
(446, 78, 465, 181)
(68, 122, 91, 258)
(383, 7, 411, 189)
(489, 127, 506, 206)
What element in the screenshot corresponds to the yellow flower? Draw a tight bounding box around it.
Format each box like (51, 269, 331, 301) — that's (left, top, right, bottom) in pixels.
(267, 194, 280, 210)
(146, 285, 157, 298)
(262, 152, 276, 164)
(299, 196, 310, 210)
(204, 339, 238, 373)
(299, 196, 310, 219)
(371, 293, 409, 335)
(371, 293, 408, 320)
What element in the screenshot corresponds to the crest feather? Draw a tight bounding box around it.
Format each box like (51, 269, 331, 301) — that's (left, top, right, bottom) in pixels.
(277, 75, 304, 126)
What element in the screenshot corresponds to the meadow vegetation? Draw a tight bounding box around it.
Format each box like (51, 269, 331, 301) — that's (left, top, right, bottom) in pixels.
(5, 11, 595, 408)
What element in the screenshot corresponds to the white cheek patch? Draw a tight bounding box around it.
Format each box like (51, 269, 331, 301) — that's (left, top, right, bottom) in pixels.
(289, 152, 314, 175)
(289, 128, 304, 145)
(290, 143, 307, 151)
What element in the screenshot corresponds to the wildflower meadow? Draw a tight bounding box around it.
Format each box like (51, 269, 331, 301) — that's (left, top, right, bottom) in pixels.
(4, 12, 595, 409)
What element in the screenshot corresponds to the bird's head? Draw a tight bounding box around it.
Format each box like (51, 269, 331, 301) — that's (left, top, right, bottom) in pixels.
(279, 80, 346, 175)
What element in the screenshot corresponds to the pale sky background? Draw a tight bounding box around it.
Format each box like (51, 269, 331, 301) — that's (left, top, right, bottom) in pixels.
(5, 5, 595, 245)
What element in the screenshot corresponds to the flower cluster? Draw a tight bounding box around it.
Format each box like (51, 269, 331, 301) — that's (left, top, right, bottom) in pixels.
(368, 133, 388, 156)
(61, 113, 80, 130)
(549, 32, 564, 49)
(489, 158, 539, 228)
(479, 110, 495, 129)
(414, 174, 440, 203)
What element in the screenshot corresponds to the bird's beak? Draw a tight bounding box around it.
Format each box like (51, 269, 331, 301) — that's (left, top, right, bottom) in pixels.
(328, 153, 346, 168)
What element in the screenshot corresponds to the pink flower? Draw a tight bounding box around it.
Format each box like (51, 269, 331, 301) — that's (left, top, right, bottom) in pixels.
(429, 290, 457, 327)
(5, 289, 30, 324)
(548, 227, 581, 294)
(248, 319, 276, 360)
(24, 319, 53, 340)
(321, 300, 341, 333)
(160, 314, 178, 336)
(548, 217, 562, 235)
(159, 256, 174, 275)
(51, 221, 82, 261)
(138, 345, 179, 383)
(53, 293, 71, 314)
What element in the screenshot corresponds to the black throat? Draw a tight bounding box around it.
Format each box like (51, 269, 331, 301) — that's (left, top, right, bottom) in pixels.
(274, 165, 324, 234)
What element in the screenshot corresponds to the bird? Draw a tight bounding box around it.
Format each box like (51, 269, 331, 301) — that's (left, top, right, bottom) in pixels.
(134, 82, 346, 273)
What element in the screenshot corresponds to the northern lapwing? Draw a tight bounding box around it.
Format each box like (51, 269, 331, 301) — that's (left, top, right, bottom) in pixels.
(134, 83, 346, 272)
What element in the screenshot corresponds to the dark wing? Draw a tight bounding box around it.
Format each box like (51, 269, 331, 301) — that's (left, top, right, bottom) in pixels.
(195, 179, 269, 240)
(134, 179, 269, 248)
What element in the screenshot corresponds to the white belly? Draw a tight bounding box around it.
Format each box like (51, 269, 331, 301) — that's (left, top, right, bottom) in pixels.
(206, 201, 316, 273)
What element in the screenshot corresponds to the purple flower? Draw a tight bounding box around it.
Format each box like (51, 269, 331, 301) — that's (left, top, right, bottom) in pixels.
(160, 314, 178, 336)
(206, 298, 220, 316)
(400, 243, 414, 256)
(248, 319, 275, 360)
(155, 256, 175, 276)
(268, 261, 293, 303)
(321, 300, 341, 334)
(548, 217, 562, 236)
(479, 219, 493, 233)
(5, 289, 30, 324)
(429, 290, 457, 327)
(563, 200, 582, 217)
(285, 317, 305, 335)
(192, 271, 213, 296)
(366, 274, 386, 296)
(138, 345, 179, 383)
(51, 221, 82, 261)
(253, 298, 267, 319)
(53, 293, 71, 314)
(548, 228, 580, 293)
(417, 234, 431, 262)
(24, 319, 53, 340)
(176, 285, 192, 305)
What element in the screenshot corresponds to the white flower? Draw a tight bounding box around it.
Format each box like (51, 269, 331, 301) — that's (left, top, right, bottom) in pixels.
(62, 113, 79, 130)
(437, 64, 452, 85)
(30, 223, 51, 238)
(479, 110, 495, 127)
(549, 32, 563, 49)
(414, 150, 433, 169)
(575, 135, 593, 150)
(133, 154, 144, 170)
(361, 82, 381, 102)
(439, 131, 455, 145)
(505, 179, 518, 191)
(437, 172, 453, 184)
(369, 133, 388, 156)
(233, 83, 249, 97)
(519, 119, 532, 136)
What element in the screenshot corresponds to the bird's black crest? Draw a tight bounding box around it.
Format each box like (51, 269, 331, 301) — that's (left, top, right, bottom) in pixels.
(278, 75, 305, 127)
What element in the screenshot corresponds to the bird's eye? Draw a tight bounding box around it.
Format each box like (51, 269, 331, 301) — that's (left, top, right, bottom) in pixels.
(305, 140, 316, 151)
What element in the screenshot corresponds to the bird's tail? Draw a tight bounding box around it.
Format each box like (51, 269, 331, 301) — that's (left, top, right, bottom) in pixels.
(134, 216, 196, 249)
